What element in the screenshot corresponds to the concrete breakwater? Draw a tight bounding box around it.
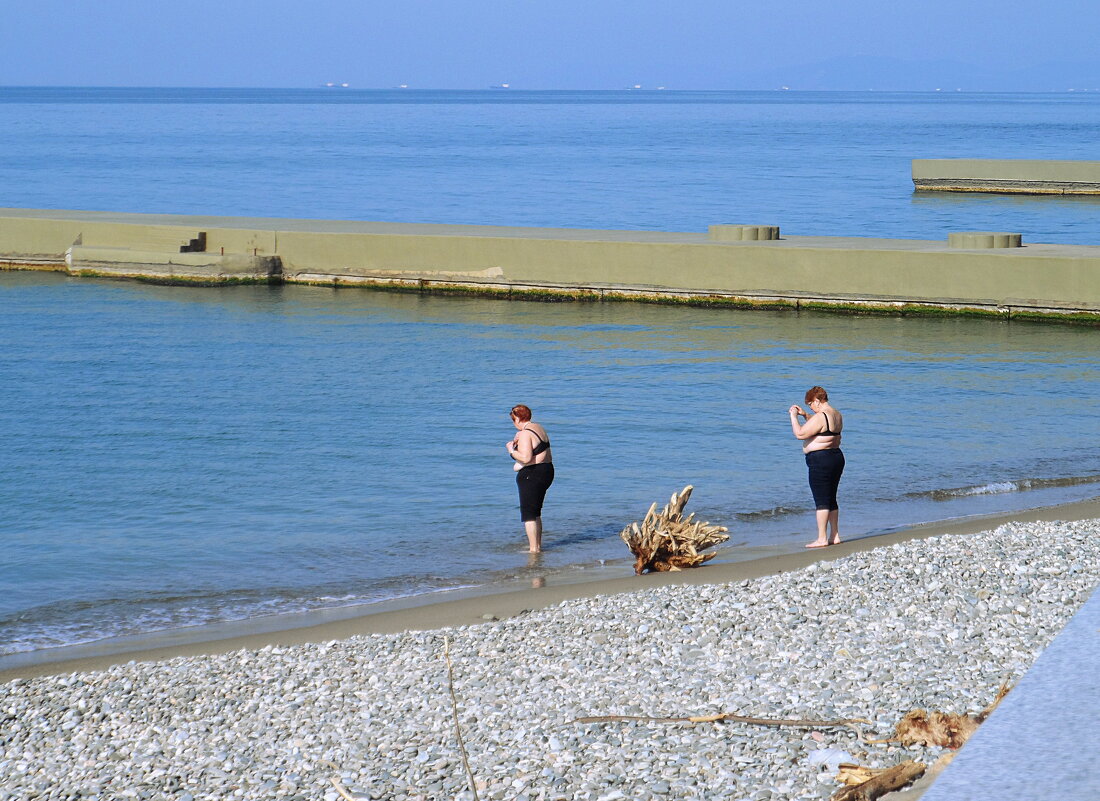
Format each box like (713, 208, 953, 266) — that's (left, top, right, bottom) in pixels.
(2, 208, 1100, 323)
(913, 159, 1100, 195)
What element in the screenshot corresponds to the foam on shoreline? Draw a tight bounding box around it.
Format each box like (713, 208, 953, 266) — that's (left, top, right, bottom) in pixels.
(4, 495, 1098, 684)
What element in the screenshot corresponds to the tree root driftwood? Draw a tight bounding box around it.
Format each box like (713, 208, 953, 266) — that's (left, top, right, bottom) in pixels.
(619, 485, 729, 574)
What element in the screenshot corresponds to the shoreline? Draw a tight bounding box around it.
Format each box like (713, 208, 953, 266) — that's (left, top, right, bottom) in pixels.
(5, 494, 1099, 684)
(4, 507, 1096, 800)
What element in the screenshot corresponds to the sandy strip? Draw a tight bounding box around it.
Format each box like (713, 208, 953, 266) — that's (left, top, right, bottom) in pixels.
(4, 496, 1099, 684)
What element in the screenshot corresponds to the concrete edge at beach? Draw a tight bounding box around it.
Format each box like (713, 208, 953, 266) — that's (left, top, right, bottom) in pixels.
(5, 496, 1099, 684)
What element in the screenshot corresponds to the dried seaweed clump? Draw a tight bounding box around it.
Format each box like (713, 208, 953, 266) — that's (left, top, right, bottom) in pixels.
(886, 681, 1010, 749)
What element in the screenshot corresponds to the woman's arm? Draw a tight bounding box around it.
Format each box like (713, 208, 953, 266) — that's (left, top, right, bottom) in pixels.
(789, 406, 824, 440)
(507, 431, 536, 463)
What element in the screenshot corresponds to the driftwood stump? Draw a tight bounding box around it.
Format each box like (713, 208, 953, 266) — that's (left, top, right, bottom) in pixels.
(619, 485, 729, 574)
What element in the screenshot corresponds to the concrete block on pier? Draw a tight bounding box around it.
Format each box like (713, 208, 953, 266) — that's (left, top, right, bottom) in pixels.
(708, 225, 780, 241)
(948, 232, 1023, 249)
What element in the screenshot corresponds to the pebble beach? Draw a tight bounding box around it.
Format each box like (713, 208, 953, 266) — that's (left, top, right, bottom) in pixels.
(2, 517, 1098, 801)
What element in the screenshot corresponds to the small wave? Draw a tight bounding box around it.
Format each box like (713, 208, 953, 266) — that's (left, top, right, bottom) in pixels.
(907, 473, 1100, 502)
(545, 524, 623, 547)
(735, 505, 805, 521)
(0, 581, 483, 657)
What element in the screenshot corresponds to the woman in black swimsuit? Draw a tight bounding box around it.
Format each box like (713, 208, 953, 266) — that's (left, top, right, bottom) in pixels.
(506, 404, 554, 553)
(788, 386, 845, 548)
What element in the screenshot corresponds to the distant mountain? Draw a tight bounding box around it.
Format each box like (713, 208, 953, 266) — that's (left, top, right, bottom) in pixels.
(734, 56, 1100, 92)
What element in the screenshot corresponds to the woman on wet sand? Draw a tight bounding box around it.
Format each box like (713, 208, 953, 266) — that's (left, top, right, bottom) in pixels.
(506, 404, 554, 553)
(789, 386, 845, 548)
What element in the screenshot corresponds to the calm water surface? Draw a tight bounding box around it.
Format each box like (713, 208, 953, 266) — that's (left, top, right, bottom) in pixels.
(1, 272, 1098, 658)
(1, 89, 1099, 659)
(3, 88, 1100, 242)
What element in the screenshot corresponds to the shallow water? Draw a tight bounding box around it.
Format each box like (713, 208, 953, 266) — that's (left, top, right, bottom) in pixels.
(1, 271, 1097, 657)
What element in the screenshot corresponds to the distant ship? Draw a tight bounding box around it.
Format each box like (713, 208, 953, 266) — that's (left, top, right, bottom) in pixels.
(489, 83, 510, 89)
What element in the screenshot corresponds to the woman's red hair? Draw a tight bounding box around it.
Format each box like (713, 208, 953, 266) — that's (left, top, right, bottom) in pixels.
(805, 386, 829, 405)
(510, 404, 532, 422)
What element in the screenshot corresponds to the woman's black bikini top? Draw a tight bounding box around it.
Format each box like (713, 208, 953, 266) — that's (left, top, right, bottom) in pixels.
(819, 412, 840, 436)
(526, 428, 551, 455)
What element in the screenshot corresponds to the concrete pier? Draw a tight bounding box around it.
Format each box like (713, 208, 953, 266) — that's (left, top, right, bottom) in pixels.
(2, 208, 1100, 323)
(913, 159, 1100, 194)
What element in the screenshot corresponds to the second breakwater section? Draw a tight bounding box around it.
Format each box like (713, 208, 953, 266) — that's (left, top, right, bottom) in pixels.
(3, 208, 1100, 323)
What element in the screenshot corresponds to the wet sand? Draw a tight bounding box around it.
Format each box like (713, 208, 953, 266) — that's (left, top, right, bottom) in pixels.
(4, 496, 1099, 684)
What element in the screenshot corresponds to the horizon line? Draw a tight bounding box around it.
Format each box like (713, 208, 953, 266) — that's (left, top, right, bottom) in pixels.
(2, 85, 1097, 93)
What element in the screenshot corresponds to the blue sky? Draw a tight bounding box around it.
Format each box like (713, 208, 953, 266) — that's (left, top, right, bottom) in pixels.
(3, 0, 1098, 89)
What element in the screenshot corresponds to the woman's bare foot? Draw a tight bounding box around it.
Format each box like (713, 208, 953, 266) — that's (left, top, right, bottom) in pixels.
(805, 540, 829, 549)
(829, 537, 842, 545)
(524, 520, 541, 554)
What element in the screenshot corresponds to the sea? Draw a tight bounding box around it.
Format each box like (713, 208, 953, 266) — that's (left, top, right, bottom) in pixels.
(1, 88, 1099, 665)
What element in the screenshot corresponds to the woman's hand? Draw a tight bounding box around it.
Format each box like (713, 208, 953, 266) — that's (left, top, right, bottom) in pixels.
(789, 405, 806, 418)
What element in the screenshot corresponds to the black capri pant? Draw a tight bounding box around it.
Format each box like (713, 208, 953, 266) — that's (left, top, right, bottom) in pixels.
(806, 448, 844, 511)
(516, 463, 555, 521)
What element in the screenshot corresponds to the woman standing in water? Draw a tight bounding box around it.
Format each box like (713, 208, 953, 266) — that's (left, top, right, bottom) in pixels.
(506, 404, 554, 553)
(789, 386, 845, 548)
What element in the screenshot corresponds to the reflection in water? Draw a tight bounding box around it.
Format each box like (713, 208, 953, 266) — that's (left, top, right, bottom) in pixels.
(912, 189, 1100, 210)
(909, 190, 1100, 246)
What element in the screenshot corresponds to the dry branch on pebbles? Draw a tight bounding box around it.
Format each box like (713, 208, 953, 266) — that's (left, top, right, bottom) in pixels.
(619, 485, 730, 573)
(832, 760, 927, 801)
